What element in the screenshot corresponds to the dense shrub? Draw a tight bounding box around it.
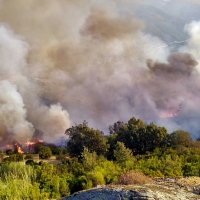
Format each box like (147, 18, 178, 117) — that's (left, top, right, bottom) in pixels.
(26, 159, 35, 166)
(0, 179, 49, 200)
(86, 171, 105, 186)
(68, 175, 91, 194)
(39, 146, 52, 159)
(3, 154, 23, 162)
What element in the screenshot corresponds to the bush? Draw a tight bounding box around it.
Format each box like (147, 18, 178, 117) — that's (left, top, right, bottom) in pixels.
(114, 142, 132, 167)
(39, 146, 52, 159)
(68, 176, 91, 194)
(0, 162, 36, 183)
(117, 171, 151, 185)
(86, 171, 105, 186)
(94, 160, 121, 184)
(0, 179, 49, 199)
(3, 154, 23, 162)
(26, 160, 35, 166)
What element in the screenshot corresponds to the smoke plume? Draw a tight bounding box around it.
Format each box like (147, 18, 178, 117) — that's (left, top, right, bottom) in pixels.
(0, 0, 200, 145)
(0, 80, 34, 144)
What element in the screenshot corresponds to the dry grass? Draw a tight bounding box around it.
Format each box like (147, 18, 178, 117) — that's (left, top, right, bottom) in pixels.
(117, 171, 152, 185)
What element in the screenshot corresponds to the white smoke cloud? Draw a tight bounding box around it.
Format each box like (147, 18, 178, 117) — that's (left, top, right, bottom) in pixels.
(0, 19, 71, 144)
(183, 21, 200, 69)
(0, 25, 28, 76)
(34, 104, 71, 143)
(0, 0, 200, 143)
(0, 80, 34, 143)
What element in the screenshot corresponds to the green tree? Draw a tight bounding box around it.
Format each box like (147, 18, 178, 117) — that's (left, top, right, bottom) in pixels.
(65, 158, 85, 177)
(82, 147, 97, 171)
(114, 117, 168, 155)
(145, 123, 168, 152)
(109, 121, 124, 134)
(114, 142, 132, 165)
(39, 146, 52, 159)
(115, 117, 146, 155)
(65, 121, 109, 157)
(169, 130, 192, 147)
(106, 133, 117, 160)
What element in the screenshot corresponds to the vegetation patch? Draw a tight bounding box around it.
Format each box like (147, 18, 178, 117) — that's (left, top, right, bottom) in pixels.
(117, 171, 152, 185)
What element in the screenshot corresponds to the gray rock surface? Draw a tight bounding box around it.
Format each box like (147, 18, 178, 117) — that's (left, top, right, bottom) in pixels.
(60, 183, 200, 200)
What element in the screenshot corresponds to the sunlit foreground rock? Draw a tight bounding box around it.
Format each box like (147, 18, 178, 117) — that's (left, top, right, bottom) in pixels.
(61, 177, 200, 200)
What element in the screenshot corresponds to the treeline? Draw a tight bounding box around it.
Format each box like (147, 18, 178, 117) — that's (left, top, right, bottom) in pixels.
(0, 117, 200, 199)
(66, 117, 196, 158)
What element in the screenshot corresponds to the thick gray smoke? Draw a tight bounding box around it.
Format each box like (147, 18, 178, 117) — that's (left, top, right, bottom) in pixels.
(0, 80, 34, 144)
(0, 0, 200, 145)
(0, 18, 71, 144)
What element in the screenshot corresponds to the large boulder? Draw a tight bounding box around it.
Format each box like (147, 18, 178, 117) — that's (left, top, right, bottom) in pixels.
(60, 180, 200, 200)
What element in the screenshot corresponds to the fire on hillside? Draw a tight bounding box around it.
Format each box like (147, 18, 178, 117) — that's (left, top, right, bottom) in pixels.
(6, 140, 44, 154)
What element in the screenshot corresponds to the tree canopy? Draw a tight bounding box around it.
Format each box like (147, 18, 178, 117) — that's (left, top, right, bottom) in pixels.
(65, 121, 109, 157)
(108, 117, 168, 155)
(169, 130, 192, 147)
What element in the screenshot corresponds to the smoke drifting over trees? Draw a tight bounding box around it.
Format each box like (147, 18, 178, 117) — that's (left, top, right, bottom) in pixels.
(0, 0, 200, 144)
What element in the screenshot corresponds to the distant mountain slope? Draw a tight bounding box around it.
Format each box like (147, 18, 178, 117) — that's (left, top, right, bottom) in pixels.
(160, 0, 200, 22)
(133, 5, 188, 44)
(132, 0, 200, 45)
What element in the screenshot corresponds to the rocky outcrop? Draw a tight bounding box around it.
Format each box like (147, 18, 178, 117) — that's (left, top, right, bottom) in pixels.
(61, 177, 200, 200)
(152, 177, 200, 195)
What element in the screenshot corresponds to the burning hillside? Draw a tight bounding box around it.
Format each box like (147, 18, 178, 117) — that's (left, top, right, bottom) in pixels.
(3, 139, 44, 154)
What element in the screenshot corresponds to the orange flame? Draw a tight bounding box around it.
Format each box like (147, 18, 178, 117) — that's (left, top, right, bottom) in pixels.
(17, 146, 24, 154)
(25, 141, 36, 146)
(25, 140, 43, 153)
(25, 140, 43, 146)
